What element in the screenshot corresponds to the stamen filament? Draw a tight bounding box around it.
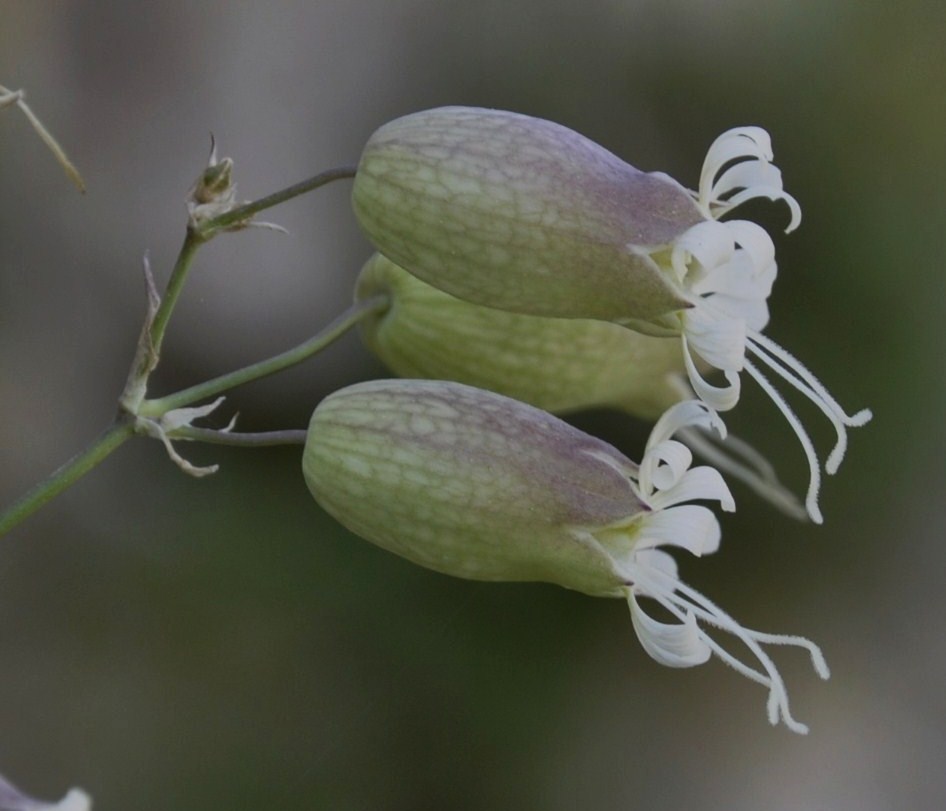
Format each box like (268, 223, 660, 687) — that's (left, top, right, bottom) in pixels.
(748, 329, 872, 473)
(630, 563, 823, 733)
(747, 335, 849, 472)
(677, 426, 808, 520)
(657, 571, 821, 732)
(744, 359, 824, 524)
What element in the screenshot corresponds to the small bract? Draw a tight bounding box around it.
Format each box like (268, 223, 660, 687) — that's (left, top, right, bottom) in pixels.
(352, 106, 872, 522)
(303, 379, 828, 732)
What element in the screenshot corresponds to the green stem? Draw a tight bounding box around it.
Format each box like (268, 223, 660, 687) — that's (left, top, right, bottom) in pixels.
(0, 420, 135, 539)
(176, 427, 307, 447)
(0, 165, 363, 537)
(155, 165, 357, 358)
(139, 294, 389, 416)
(197, 165, 357, 235)
(150, 233, 202, 361)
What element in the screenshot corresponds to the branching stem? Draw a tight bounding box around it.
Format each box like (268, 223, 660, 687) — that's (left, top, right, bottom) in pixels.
(0, 160, 366, 538)
(139, 293, 388, 416)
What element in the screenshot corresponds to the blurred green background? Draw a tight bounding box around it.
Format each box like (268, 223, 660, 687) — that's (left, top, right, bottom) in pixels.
(1, 1, 942, 809)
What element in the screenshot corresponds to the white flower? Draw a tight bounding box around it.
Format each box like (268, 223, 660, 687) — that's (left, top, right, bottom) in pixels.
(668, 129, 872, 523)
(617, 401, 830, 734)
(305, 381, 831, 733)
(352, 109, 872, 523)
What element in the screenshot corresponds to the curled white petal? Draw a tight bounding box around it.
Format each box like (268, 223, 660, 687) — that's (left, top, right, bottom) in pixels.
(695, 126, 801, 232)
(671, 220, 735, 286)
(0, 773, 91, 811)
(647, 399, 725, 451)
(648, 466, 735, 513)
(634, 504, 721, 557)
(640, 439, 693, 494)
(681, 333, 742, 412)
(637, 401, 732, 508)
(629, 401, 734, 554)
(630, 591, 712, 668)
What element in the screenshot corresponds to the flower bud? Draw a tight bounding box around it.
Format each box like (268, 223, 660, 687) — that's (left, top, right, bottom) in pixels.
(188, 139, 236, 227)
(355, 253, 684, 420)
(352, 107, 871, 523)
(303, 380, 828, 732)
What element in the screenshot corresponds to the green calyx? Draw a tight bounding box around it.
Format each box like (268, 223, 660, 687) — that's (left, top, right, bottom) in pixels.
(356, 254, 686, 420)
(303, 379, 649, 595)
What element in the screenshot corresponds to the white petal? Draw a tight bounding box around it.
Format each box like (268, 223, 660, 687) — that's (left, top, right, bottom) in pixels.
(712, 293, 771, 333)
(647, 400, 724, 451)
(636, 547, 679, 579)
(672, 220, 735, 281)
(649, 466, 736, 513)
(698, 127, 775, 205)
(0, 775, 91, 811)
(696, 126, 802, 232)
(641, 439, 693, 493)
(635, 504, 721, 557)
(688, 222, 776, 332)
(712, 160, 785, 200)
(725, 220, 777, 274)
(723, 186, 802, 233)
(629, 589, 712, 668)
(683, 305, 747, 373)
(682, 334, 742, 412)
(639, 401, 727, 496)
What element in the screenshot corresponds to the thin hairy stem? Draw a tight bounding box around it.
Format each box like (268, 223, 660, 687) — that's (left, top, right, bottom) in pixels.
(0, 420, 135, 539)
(0, 82, 85, 191)
(176, 427, 308, 447)
(149, 233, 203, 361)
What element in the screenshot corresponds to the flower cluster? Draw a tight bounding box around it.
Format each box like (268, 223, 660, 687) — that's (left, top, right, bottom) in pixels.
(351, 107, 872, 523)
(300, 107, 870, 732)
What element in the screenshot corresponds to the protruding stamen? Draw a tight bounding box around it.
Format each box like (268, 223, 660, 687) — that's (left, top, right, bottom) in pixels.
(669, 207, 870, 522)
(748, 330, 873, 473)
(744, 360, 824, 524)
(677, 425, 808, 521)
(628, 558, 827, 734)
